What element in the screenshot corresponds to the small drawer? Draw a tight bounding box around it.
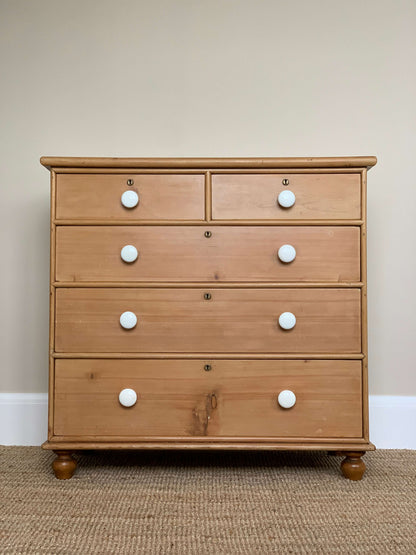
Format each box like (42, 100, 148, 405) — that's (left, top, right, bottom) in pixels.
(55, 225, 361, 283)
(55, 173, 205, 220)
(212, 173, 361, 220)
(55, 288, 361, 353)
(53, 359, 362, 439)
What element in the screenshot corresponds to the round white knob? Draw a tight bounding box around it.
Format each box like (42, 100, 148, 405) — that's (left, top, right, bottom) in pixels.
(278, 190, 296, 208)
(278, 244, 296, 263)
(279, 312, 296, 330)
(119, 388, 137, 407)
(121, 245, 138, 263)
(120, 311, 137, 329)
(278, 390, 296, 409)
(121, 190, 139, 208)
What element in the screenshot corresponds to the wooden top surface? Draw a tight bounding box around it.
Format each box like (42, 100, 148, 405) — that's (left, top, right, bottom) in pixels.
(40, 156, 377, 170)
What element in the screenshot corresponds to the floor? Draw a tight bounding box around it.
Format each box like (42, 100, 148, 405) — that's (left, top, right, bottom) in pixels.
(1, 447, 415, 554)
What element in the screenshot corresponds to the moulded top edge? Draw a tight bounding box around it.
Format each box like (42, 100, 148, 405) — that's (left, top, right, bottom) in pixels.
(40, 156, 377, 171)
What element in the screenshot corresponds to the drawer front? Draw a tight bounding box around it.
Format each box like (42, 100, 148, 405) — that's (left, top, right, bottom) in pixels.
(55, 288, 361, 353)
(55, 173, 205, 220)
(53, 359, 362, 438)
(212, 173, 361, 220)
(55, 226, 360, 283)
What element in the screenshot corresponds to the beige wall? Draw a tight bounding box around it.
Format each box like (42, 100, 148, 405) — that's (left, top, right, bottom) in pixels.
(0, 0, 415, 395)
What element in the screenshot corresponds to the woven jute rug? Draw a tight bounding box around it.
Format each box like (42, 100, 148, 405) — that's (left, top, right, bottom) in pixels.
(0, 447, 415, 554)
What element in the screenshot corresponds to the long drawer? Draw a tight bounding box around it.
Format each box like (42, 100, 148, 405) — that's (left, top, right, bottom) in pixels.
(55, 288, 361, 353)
(212, 173, 361, 220)
(53, 359, 363, 438)
(55, 226, 360, 283)
(55, 173, 205, 220)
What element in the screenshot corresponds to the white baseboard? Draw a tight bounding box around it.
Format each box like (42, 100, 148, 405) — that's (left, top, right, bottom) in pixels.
(0, 393, 48, 446)
(368, 395, 416, 448)
(0, 393, 415, 448)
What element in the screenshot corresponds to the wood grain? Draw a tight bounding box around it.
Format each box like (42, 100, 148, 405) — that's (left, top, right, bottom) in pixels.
(52, 451, 77, 479)
(361, 169, 369, 441)
(53, 359, 362, 439)
(53, 219, 364, 226)
(55, 173, 205, 220)
(42, 155, 376, 470)
(48, 170, 56, 439)
(212, 173, 361, 220)
(205, 172, 212, 221)
(53, 282, 364, 289)
(54, 288, 361, 353)
(43, 441, 375, 450)
(53, 353, 365, 360)
(40, 156, 377, 170)
(340, 451, 366, 480)
(55, 226, 360, 283)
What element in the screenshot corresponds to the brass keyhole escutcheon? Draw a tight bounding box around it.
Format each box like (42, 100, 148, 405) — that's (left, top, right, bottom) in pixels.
(204, 231, 212, 238)
(204, 364, 212, 372)
(127, 179, 134, 186)
(204, 293, 212, 300)
(282, 178, 289, 186)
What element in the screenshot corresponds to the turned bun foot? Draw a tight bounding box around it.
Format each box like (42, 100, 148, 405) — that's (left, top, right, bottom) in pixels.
(340, 451, 366, 481)
(52, 451, 77, 479)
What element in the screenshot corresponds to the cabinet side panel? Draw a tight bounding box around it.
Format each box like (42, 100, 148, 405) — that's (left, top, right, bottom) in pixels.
(361, 169, 369, 441)
(48, 170, 56, 440)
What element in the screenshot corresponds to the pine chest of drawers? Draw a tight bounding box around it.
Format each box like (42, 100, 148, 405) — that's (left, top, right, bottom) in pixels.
(41, 156, 376, 480)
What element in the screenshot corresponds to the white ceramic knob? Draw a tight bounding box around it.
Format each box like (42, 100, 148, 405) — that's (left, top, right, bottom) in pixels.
(278, 390, 296, 409)
(119, 388, 137, 408)
(121, 190, 139, 208)
(278, 190, 296, 208)
(279, 312, 296, 330)
(121, 245, 138, 263)
(278, 244, 296, 263)
(120, 311, 137, 329)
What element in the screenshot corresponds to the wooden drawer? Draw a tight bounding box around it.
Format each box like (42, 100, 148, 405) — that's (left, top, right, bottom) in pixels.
(55, 288, 361, 353)
(53, 359, 362, 439)
(55, 173, 205, 220)
(212, 173, 361, 220)
(55, 225, 360, 283)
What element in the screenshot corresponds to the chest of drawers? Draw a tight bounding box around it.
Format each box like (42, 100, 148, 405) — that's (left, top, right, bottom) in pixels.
(41, 156, 376, 480)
